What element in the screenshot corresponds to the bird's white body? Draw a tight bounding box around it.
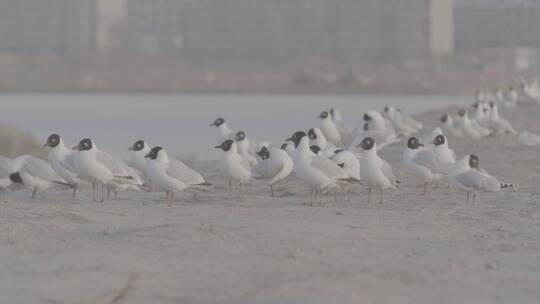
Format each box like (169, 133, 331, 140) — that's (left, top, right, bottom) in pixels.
(252, 147, 293, 185)
(441, 115, 464, 138)
(145, 150, 188, 193)
(403, 146, 443, 184)
(124, 142, 151, 173)
(219, 142, 252, 184)
(330, 150, 360, 181)
(448, 156, 500, 195)
(488, 104, 516, 135)
(293, 137, 342, 190)
(319, 115, 342, 146)
(11, 155, 66, 193)
(360, 143, 398, 191)
(46, 138, 81, 186)
(73, 150, 114, 185)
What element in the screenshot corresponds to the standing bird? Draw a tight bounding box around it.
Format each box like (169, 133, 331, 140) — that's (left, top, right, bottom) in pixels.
(125, 140, 151, 173)
(448, 155, 516, 205)
(144, 147, 189, 207)
(455, 109, 489, 141)
(210, 117, 235, 142)
(440, 114, 464, 138)
(329, 108, 353, 146)
(251, 146, 293, 196)
(317, 110, 342, 147)
(73, 138, 138, 202)
(235, 131, 258, 168)
(402, 137, 443, 194)
(215, 139, 252, 195)
(487, 102, 517, 136)
(9, 155, 70, 198)
(358, 137, 399, 203)
(43, 134, 82, 198)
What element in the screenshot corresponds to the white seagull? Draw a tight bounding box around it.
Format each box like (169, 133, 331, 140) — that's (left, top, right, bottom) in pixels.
(125, 139, 151, 173)
(329, 108, 354, 146)
(448, 154, 516, 204)
(440, 114, 464, 138)
(251, 145, 293, 196)
(43, 134, 83, 198)
(215, 139, 252, 194)
(403, 137, 443, 194)
(487, 101, 517, 136)
(210, 117, 235, 142)
(9, 155, 70, 198)
(358, 137, 399, 203)
(144, 146, 189, 207)
(317, 110, 342, 146)
(235, 131, 258, 169)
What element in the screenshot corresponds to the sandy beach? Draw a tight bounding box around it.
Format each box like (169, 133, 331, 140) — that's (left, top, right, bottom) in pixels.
(1, 102, 540, 304)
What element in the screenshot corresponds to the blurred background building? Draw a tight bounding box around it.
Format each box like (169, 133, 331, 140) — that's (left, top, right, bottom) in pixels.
(0, 0, 538, 93)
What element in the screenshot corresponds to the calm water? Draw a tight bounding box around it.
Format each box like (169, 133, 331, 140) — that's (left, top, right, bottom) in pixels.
(0, 94, 468, 159)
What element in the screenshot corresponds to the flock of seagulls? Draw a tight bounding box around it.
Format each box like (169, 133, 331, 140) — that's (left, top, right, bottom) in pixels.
(1, 77, 539, 206)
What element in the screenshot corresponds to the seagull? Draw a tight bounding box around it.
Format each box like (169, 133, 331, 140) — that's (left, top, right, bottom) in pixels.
(329, 108, 353, 146)
(0, 155, 13, 191)
(317, 110, 342, 146)
(349, 111, 399, 151)
(440, 114, 464, 138)
(414, 134, 456, 176)
(9, 155, 71, 198)
(448, 154, 516, 204)
(383, 106, 423, 131)
(519, 131, 540, 146)
(403, 137, 443, 194)
(329, 149, 361, 181)
(308, 127, 331, 150)
(215, 139, 252, 195)
(251, 145, 293, 196)
(391, 110, 419, 136)
(472, 102, 490, 128)
(43, 134, 82, 198)
(357, 137, 399, 203)
(487, 102, 517, 135)
(287, 131, 341, 202)
(235, 131, 258, 169)
(456, 109, 489, 141)
(125, 139, 151, 173)
(144, 146, 189, 207)
(73, 138, 140, 202)
(210, 117, 235, 142)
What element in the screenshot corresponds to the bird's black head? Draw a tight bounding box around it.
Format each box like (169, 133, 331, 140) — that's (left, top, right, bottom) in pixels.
(9, 172, 22, 184)
(458, 109, 466, 117)
(287, 131, 307, 148)
(433, 134, 446, 146)
(129, 140, 145, 151)
(359, 137, 375, 150)
(44, 134, 61, 148)
(363, 123, 369, 131)
(329, 108, 335, 116)
(235, 131, 246, 142)
(472, 102, 479, 109)
(257, 146, 270, 160)
(308, 128, 317, 140)
(211, 117, 225, 127)
(469, 154, 479, 169)
(383, 105, 389, 113)
(78, 138, 93, 151)
(310, 145, 321, 154)
(145, 146, 163, 160)
(363, 113, 372, 122)
(215, 139, 234, 152)
(441, 114, 449, 123)
(489, 101, 495, 108)
(318, 111, 329, 119)
(407, 137, 423, 149)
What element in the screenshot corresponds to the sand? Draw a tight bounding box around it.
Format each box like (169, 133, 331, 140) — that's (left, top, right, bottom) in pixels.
(1, 103, 540, 304)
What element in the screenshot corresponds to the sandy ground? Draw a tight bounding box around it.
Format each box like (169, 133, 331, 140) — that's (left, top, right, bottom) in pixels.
(1, 103, 540, 304)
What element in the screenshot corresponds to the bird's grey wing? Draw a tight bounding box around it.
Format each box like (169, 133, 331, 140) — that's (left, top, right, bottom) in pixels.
(0, 155, 13, 178)
(381, 159, 397, 184)
(25, 156, 64, 182)
(96, 152, 125, 175)
(166, 158, 204, 185)
(413, 150, 444, 173)
(312, 157, 349, 179)
(455, 170, 499, 192)
(60, 152, 77, 172)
